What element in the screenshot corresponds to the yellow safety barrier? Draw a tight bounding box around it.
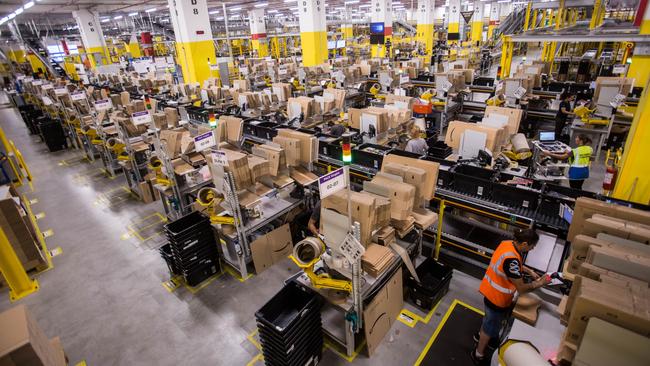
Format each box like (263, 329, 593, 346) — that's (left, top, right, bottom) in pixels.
(0, 226, 39, 301)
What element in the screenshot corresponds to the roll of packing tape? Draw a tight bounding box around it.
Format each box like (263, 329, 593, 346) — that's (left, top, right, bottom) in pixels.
(502, 342, 547, 366)
(511, 133, 530, 153)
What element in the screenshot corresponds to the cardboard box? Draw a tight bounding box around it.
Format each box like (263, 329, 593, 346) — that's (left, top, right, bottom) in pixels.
(152, 113, 168, 130)
(568, 197, 650, 242)
(139, 181, 154, 203)
(587, 245, 650, 283)
(564, 277, 650, 346)
(382, 163, 427, 204)
(164, 107, 179, 127)
(567, 234, 650, 275)
(250, 224, 293, 274)
(49, 337, 66, 366)
(363, 268, 403, 356)
(583, 215, 650, 244)
(247, 155, 270, 181)
(120, 91, 130, 106)
(0, 187, 44, 271)
(272, 136, 301, 167)
(578, 262, 649, 290)
(445, 120, 505, 152)
(0, 305, 59, 366)
(277, 129, 317, 165)
(368, 174, 415, 221)
(381, 154, 439, 200)
(321, 190, 377, 247)
(484, 106, 523, 136)
(252, 144, 285, 177)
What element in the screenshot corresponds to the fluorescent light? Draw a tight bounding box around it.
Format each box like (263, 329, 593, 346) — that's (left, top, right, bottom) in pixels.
(268, 10, 278, 13)
(101, 18, 110, 23)
(230, 7, 242, 11)
(15, 7, 24, 15)
(284, 0, 295, 2)
(360, 4, 371, 7)
(345, 0, 359, 4)
(24, 1, 35, 9)
(145, 8, 157, 13)
(113, 15, 123, 20)
(335, 7, 345, 10)
(8, 12, 16, 19)
(0, 17, 7, 25)
(129, 12, 138, 16)
(254, 3, 268, 7)
(290, 7, 298, 10)
(497, 0, 509, 2)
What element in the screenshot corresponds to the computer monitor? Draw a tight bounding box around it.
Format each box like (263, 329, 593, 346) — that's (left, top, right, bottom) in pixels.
(560, 203, 573, 224)
(539, 131, 555, 142)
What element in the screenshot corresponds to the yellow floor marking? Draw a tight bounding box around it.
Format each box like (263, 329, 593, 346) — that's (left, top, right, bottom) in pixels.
(35, 212, 45, 220)
(413, 299, 485, 366)
(324, 339, 366, 362)
(42, 229, 54, 238)
(184, 271, 224, 294)
(49, 246, 63, 257)
(246, 329, 262, 351)
(223, 264, 253, 282)
(75, 361, 87, 366)
(29, 198, 38, 204)
(162, 276, 182, 293)
(246, 353, 264, 366)
(398, 300, 443, 328)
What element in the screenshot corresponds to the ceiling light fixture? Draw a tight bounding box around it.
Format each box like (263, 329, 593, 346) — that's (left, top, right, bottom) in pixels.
(254, 3, 268, 7)
(24, 1, 35, 9)
(113, 15, 123, 20)
(230, 7, 242, 11)
(15, 7, 24, 15)
(128, 12, 138, 16)
(209, 10, 219, 14)
(145, 8, 157, 13)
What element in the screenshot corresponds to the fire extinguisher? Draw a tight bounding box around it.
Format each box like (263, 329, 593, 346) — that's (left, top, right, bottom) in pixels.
(603, 164, 618, 191)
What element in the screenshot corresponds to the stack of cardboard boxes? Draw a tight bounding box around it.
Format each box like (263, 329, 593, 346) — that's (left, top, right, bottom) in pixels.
(556, 197, 650, 364)
(0, 305, 67, 366)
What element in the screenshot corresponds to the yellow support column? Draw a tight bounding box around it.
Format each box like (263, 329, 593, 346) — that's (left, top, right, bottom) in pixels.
(0, 226, 39, 301)
(249, 9, 270, 57)
(524, 1, 532, 31)
(628, 3, 650, 87)
(487, 2, 500, 40)
(168, 0, 216, 84)
(499, 36, 513, 79)
(471, 1, 485, 44)
(416, 0, 436, 55)
(73, 9, 110, 68)
(299, 0, 328, 66)
(371, 0, 393, 57)
(127, 34, 142, 58)
(590, 0, 602, 29)
(448, 0, 461, 45)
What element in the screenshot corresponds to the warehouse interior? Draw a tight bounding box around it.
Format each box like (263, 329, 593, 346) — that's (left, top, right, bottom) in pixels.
(0, 0, 649, 365)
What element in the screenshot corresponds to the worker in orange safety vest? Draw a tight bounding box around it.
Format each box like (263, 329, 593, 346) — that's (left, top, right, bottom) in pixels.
(471, 229, 550, 365)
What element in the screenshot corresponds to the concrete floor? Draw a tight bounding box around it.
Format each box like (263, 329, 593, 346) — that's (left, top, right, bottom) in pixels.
(0, 95, 564, 366)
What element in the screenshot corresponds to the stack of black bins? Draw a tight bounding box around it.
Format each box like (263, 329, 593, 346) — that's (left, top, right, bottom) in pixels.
(163, 211, 220, 287)
(256, 282, 323, 366)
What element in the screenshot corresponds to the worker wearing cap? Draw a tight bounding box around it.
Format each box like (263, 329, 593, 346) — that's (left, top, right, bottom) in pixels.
(471, 229, 550, 365)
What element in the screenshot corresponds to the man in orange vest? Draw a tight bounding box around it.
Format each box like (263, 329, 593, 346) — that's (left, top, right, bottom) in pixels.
(471, 229, 550, 365)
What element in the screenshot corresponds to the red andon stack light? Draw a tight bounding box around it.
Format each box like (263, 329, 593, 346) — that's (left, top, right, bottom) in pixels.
(209, 113, 217, 128)
(342, 134, 352, 164)
(144, 96, 152, 110)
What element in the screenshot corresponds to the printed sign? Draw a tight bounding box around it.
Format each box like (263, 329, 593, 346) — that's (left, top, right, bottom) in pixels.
(131, 111, 152, 126)
(70, 92, 86, 101)
(211, 150, 228, 166)
(94, 99, 112, 112)
(54, 87, 68, 96)
(32, 80, 43, 86)
(400, 75, 409, 85)
(42, 96, 53, 106)
(41, 84, 54, 90)
(209, 64, 219, 71)
(461, 10, 474, 24)
(318, 167, 347, 199)
(194, 131, 216, 152)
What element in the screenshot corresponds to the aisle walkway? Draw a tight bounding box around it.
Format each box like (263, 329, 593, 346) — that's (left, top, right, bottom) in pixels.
(0, 99, 563, 366)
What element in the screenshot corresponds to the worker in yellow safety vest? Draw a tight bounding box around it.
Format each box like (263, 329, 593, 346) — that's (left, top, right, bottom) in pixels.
(471, 229, 550, 365)
(542, 134, 593, 190)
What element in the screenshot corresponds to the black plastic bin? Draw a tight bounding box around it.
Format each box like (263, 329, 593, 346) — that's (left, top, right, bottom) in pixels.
(353, 143, 392, 170)
(164, 211, 210, 238)
(407, 258, 453, 311)
(159, 243, 180, 276)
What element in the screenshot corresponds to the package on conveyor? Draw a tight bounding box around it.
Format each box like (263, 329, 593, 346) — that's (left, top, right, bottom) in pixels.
(321, 190, 379, 247)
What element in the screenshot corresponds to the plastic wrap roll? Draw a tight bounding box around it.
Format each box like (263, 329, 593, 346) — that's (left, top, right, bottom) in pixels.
(511, 133, 530, 153)
(502, 342, 547, 366)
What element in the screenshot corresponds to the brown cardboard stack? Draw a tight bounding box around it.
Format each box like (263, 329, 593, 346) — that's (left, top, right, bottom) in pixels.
(221, 149, 254, 190)
(0, 305, 65, 366)
(363, 268, 403, 356)
(0, 186, 45, 271)
(444, 120, 506, 152)
(271, 83, 292, 102)
(164, 107, 179, 127)
(159, 129, 186, 159)
(484, 106, 523, 136)
(250, 224, 293, 274)
(321, 190, 378, 247)
(252, 144, 286, 177)
(120, 91, 130, 106)
(152, 113, 168, 130)
(382, 163, 427, 204)
(272, 136, 301, 167)
(218, 115, 243, 145)
(567, 197, 650, 242)
(582, 214, 650, 244)
(381, 154, 439, 200)
(586, 245, 650, 283)
(372, 226, 396, 246)
(276, 129, 318, 165)
(368, 174, 415, 221)
(557, 276, 650, 364)
(247, 155, 270, 181)
(361, 244, 396, 277)
(323, 88, 346, 110)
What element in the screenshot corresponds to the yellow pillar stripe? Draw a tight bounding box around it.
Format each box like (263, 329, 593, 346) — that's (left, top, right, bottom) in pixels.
(175, 40, 216, 84)
(300, 31, 328, 66)
(416, 23, 435, 55)
(251, 39, 269, 57)
(471, 21, 483, 43)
